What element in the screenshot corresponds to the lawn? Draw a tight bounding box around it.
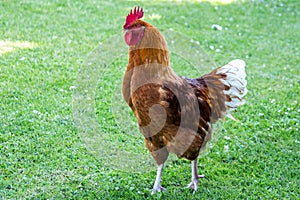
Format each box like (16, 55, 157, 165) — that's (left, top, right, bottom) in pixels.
(0, 0, 299, 199)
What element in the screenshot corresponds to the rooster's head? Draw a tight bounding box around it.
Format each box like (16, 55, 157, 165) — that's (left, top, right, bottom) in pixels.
(123, 6, 152, 46)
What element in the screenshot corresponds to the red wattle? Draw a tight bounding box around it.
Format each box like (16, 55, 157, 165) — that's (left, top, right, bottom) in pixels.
(124, 27, 145, 46)
(125, 31, 132, 46)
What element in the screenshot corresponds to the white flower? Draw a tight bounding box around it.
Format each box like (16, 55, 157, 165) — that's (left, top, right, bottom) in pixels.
(211, 24, 223, 31)
(224, 145, 229, 151)
(69, 86, 76, 90)
(33, 110, 40, 114)
(224, 136, 231, 140)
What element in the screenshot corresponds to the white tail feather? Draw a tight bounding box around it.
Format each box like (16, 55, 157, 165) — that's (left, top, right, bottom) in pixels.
(217, 59, 247, 119)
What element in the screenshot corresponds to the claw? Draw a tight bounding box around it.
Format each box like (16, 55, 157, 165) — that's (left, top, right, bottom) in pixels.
(151, 164, 166, 194)
(151, 185, 166, 194)
(187, 174, 204, 192)
(187, 159, 204, 193)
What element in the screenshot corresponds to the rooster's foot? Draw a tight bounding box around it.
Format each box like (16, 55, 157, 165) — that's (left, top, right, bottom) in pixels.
(151, 185, 166, 194)
(187, 174, 204, 192)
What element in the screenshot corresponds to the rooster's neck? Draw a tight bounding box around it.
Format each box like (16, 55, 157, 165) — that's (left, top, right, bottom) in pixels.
(126, 25, 171, 71)
(126, 47, 182, 84)
(127, 48, 170, 70)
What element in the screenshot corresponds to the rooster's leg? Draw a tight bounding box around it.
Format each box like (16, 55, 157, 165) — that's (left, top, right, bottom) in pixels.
(151, 163, 166, 194)
(187, 159, 204, 192)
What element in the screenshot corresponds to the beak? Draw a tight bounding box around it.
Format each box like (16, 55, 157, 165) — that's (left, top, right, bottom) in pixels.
(122, 29, 129, 34)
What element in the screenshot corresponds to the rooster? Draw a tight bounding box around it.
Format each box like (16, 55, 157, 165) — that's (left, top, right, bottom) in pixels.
(122, 7, 247, 193)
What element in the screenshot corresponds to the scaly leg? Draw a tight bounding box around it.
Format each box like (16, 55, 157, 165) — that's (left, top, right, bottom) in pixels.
(187, 159, 204, 192)
(151, 163, 166, 194)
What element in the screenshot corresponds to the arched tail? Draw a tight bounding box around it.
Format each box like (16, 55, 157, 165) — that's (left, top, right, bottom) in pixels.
(216, 59, 248, 120)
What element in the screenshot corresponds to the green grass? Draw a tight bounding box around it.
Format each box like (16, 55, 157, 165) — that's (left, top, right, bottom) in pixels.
(1, 0, 299, 199)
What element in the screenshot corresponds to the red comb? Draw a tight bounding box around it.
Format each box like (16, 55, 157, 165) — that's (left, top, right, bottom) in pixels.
(123, 6, 144, 29)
